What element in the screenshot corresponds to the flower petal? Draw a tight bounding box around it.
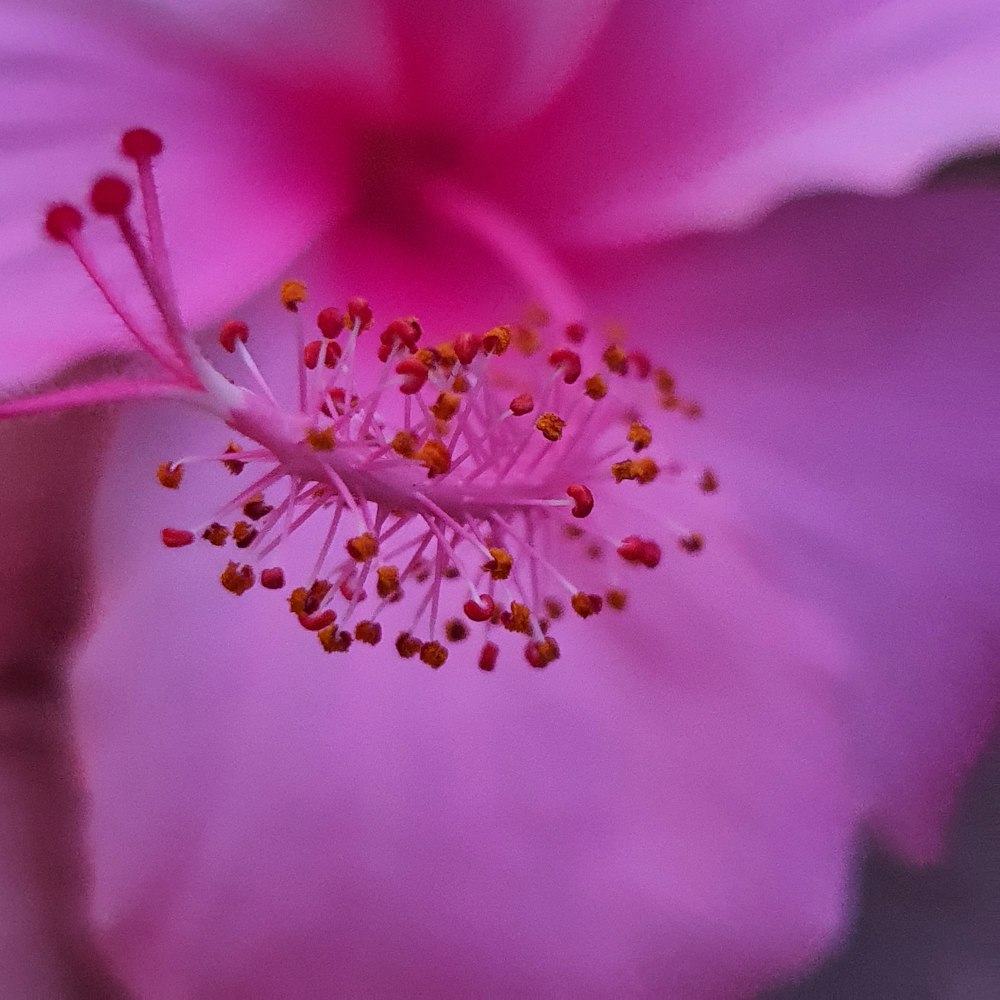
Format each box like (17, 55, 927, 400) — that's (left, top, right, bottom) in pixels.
(74, 386, 855, 997)
(0, 2, 343, 388)
(470, 0, 1000, 243)
(581, 187, 1000, 862)
(125, 0, 617, 132)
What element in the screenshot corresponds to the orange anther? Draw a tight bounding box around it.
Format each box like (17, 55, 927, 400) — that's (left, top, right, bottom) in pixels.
(535, 412, 566, 442)
(584, 374, 608, 400)
(201, 522, 229, 547)
(220, 561, 255, 595)
(156, 462, 183, 489)
(606, 588, 627, 610)
(603, 344, 628, 375)
(482, 325, 511, 355)
(305, 427, 336, 451)
(524, 637, 560, 668)
(416, 440, 451, 477)
(626, 422, 652, 452)
(570, 592, 603, 618)
(376, 565, 401, 599)
(699, 469, 719, 493)
(501, 601, 531, 635)
(391, 431, 417, 458)
(419, 641, 448, 668)
(483, 548, 512, 581)
(395, 632, 422, 658)
(444, 619, 469, 642)
(223, 443, 245, 475)
(346, 532, 379, 562)
(679, 532, 704, 554)
(280, 279, 308, 311)
(232, 520, 258, 549)
(319, 626, 353, 652)
(430, 391, 461, 421)
(354, 620, 383, 645)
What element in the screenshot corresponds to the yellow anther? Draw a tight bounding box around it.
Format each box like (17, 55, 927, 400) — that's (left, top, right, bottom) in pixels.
(354, 620, 383, 645)
(318, 625, 352, 652)
(346, 532, 379, 562)
(414, 347, 437, 368)
(633, 457, 659, 484)
(220, 561, 255, 595)
(483, 547, 513, 581)
(611, 459, 638, 483)
(603, 344, 628, 375)
(535, 412, 566, 442)
(376, 565, 400, 599)
(699, 469, 719, 493)
(416, 439, 452, 477)
(391, 430, 417, 458)
(503, 601, 532, 635)
(584, 374, 608, 400)
(482, 325, 511, 355)
(606, 588, 628, 610)
(156, 461, 183, 489)
(280, 279, 308, 311)
(436, 342, 458, 368)
(513, 325, 540, 355)
(430, 391, 461, 422)
(305, 426, 336, 452)
(419, 640, 448, 668)
(626, 422, 652, 451)
(202, 522, 229, 546)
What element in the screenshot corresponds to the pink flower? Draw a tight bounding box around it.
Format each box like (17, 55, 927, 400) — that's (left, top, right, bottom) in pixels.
(2, 2, 999, 998)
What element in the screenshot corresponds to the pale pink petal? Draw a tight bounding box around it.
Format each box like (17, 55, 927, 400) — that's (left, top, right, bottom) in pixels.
(578, 187, 1000, 861)
(75, 379, 854, 997)
(0, 3, 343, 388)
(125, 0, 618, 131)
(469, 0, 1000, 243)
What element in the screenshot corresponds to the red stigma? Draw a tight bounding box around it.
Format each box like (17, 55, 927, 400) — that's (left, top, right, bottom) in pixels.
(316, 306, 345, 339)
(121, 127, 164, 160)
(261, 567, 286, 589)
(219, 319, 250, 353)
(396, 357, 429, 394)
(463, 594, 496, 622)
(44, 203, 83, 243)
(617, 536, 662, 569)
(89, 175, 133, 216)
(478, 642, 499, 672)
(346, 297, 373, 331)
(548, 349, 582, 385)
(454, 331, 482, 366)
(566, 484, 594, 518)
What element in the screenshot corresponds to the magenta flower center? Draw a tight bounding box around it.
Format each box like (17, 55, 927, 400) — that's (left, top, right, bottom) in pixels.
(11, 129, 718, 671)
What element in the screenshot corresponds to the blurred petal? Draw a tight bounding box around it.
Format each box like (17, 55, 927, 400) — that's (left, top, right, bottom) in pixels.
(581, 187, 1000, 861)
(471, 0, 1000, 242)
(72, 230, 856, 997)
(0, 1, 344, 388)
(124, 0, 618, 131)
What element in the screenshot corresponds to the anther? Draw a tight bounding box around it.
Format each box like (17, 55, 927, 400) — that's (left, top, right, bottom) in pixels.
(509, 393, 534, 416)
(355, 621, 383, 645)
(89, 175, 133, 216)
(617, 536, 662, 569)
(626, 422, 652, 452)
(298, 609, 337, 632)
(566, 484, 594, 518)
(261, 567, 286, 590)
(603, 345, 629, 375)
(219, 319, 250, 353)
(223, 443, 245, 475)
(396, 357, 429, 394)
(679, 532, 704, 554)
(463, 594, 495, 622)
(548, 349, 582, 384)
(44, 203, 84, 243)
(202, 523, 229, 546)
(420, 641, 448, 668)
(565, 322, 587, 344)
(232, 520, 258, 548)
(483, 548, 512, 581)
(453, 331, 482, 365)
(346, 297, 374, 331)
(415, 439, 451, 477)
(606, 588, 627, 610)
(319, 626, 353, 653)
(346, 532, 379, 562)
(524, 637, 559, 668)
(120, 127, 164, 161)
(502, 601, 532, 635)
(390, 431, 416, 458)
(156, 462, 183, 489)
(220, 561, 255, 595)
(396, 632, 422, 658)
(478, 642, 499, 672)
(535, 412, 566, 442)
(161, 527, 194, 548)
(628, 352, 652, 379)
(699, 469, 719, 494)
(316, 306, 345, 339)
(376, 566, 401, 598)
(430, 391, 461, 421)
(444, 619, 469, 643)
(280, 279, 308, 311)
(306, 427, 336, 451)
(570, 592, 603, 618)
(243, 496, 274, 520)
(482, 325, 511, 355)
(304, 339, 341, 369)
(584, 374, 608, 400)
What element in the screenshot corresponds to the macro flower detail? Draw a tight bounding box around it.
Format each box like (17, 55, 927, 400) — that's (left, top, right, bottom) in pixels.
(3, 130, 717, 671)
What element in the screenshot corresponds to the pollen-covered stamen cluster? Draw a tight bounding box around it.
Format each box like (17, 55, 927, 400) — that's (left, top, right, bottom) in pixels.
(4, 129, 719, 672)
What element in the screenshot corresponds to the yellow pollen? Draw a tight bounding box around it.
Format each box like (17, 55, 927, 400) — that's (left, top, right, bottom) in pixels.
(584, 374, 608, 400)
(627, 422, 652, 451)
(305, 426, 336, 452)
(483, 547, 513, 581)
(414, 347, 437, 368)
(633, 457, 659, 484)
(611, 459, 638, 483)
(535, 412, 566, 442)
(391, 430, 417, 458)
(436, 342, 458, 368)
(430, 391, 461, 421)
(220, 561, 255, 595)
(416, 439, 451, 477)
(280, 279, 308, 311)
(202, 522, 229, 546)
(482, 325, 511, 355)
(232, 520, 258, 547)
(346, 532, 379, 562)
(376, 565, 400, 598)
(504, 601, 532, 635)
(318, 625, 352, 652)
(156, 462, 183, 489)
(603, 344, 628, 375)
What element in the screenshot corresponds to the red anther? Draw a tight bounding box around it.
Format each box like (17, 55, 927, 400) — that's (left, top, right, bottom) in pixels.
(219, 319, 249, 353)
(509, 393, 534, 416)
(161, 527, 195, 548)
(453, 331, 482, 366)
(316, 306, 345, 339)
(548, 348, 582, 384)
(628, 351, 652, 379)
(524, 643, 544, 668)
(478, 642, 499, 672)
(298, 609, 337, 632)
(565, 322, 587, 344)
(120, 127, 164, 160)
(260, 567, 286, 589)
(463, 594, 495, 622)
(89, 175, 132, 216)
(44, 203, 83, 243)
(566, 484, 594, 518)
(346, 297, 373, 331)
(339, 581, 367, 602)
(396, 357, 429, 394)
(303, 339, 339, 369)
(380, 317, 422, 353)
(617, 535, 662, 569)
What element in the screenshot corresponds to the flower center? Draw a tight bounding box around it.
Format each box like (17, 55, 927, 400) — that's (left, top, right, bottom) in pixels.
(5, 129, 718, 672)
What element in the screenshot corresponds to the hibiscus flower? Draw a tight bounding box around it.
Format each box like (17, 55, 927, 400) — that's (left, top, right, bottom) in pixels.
(1, 2, 998, 998)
